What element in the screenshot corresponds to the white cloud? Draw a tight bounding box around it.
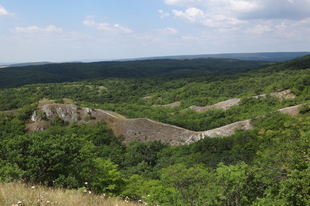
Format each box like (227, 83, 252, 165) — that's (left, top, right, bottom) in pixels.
(158, 27, 179, 34)
(164, 0, 310, 20)
(83, 20, 133, 34)
(0, 5, 11, 16)
(158, 10, 170, 19)
(164, 0, 203, 7)
(274, 18, 310, 39)
(14, 25, 63, 33)
(172, 7, 247, 27)
(164, 0, 259, 11)
(245, 24, 272, 34)
(181, 35, 199, 40)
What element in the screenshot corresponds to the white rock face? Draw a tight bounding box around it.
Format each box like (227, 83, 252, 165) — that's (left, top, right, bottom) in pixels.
(31, 104, 78, 123)
(32, 125, 49, 131)
(83, 108, 92, 116)
(190, 90, 296, 113)
(31, 111, 38, 122)
(190, 98, 241, 112)
(55, 105, 78, 123)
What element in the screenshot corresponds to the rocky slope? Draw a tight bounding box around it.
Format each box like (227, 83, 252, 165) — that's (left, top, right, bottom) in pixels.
(189, 90, 295, 113)
(27, 100, 303, 146)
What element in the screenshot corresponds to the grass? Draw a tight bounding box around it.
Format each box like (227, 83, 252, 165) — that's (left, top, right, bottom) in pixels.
(0, 182, 139, 206)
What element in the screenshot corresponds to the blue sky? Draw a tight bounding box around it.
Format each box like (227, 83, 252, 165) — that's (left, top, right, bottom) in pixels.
(0, 0, 310, 63)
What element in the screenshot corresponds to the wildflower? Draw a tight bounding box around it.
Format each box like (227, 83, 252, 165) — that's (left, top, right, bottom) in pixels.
(85, 182, 88, 185)
(31, 186, 35, 189)
(88, 191, 91, 194)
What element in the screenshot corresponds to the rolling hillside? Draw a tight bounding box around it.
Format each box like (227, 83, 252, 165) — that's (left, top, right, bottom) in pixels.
(2, 55, 310, 205)
(0, 58, 273, 88)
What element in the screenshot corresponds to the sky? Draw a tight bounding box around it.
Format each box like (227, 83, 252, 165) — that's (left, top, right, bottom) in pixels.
(0, 0, 310, 63)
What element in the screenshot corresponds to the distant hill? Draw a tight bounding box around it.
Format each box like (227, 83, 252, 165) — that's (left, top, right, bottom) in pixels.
(8, 61, 53, 67)
(2, 52, 308, 66)
(123, 52, 310, 62)
(0, 58, 274, 89)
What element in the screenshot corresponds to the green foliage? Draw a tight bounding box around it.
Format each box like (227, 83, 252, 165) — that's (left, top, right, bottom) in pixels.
(122, 174, 160, 200)
(89, 158, 124, 195)
(0, 115, 126, 194)
(54, 98, 64, 104)
(158, 164, 214, 206)
(16, 104, 38, 121)
(1, 56, 310, 204)
(298, 103, 310, 114)
(0, 58, 272, 89)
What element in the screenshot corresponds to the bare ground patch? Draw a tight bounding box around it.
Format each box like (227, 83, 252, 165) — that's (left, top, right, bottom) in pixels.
(191, 90, 296, 113)
(27, 100, 307, 146)
(38, 98, 55, 106)
(154, 101, 181, 109)
(63, 98, 74, 104)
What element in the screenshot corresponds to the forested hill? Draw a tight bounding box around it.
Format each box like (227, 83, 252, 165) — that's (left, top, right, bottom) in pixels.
(2, 55, 310, 205)
(0, 58, 273, 88)
(127, 51, 310, 61)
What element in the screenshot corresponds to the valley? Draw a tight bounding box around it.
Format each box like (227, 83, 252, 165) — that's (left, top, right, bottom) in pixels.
(1, 54, 310, 205)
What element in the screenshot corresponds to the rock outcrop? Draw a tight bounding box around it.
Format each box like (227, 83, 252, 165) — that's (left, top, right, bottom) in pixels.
(29, 104, 84, 132)
(190, 90, 296, 113)
(27, 104, 253, 145)
(27, 101, 304, 146)
(190, 98, 240, 112)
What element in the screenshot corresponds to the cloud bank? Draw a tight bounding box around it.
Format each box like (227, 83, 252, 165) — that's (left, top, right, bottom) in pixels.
(14, 25, 63, 33)
(83, 20, 133, 34)
(158, 10, 170, 18)
(173, 7, 247, 27)
(158, 27, 179, 34)
(165, 0, 310, 20)
(0, 5, 11, 16)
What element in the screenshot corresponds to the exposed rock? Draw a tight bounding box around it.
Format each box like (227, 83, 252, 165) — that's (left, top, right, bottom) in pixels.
(31, 111, 39, 122)
(154, 101, 181, 109)
(27, 120, 50, 132)
(32, 125, 49, 132)
(142, 96, 151, 100)
(55, 105, 78, 123)
(41, 105, 55, 120)
(83, 108, 93, 116)
(191, 90, 295, 113)
(278, 104, 302, 116)
(31, 104, 78, 123)
(95, 109, 253, 145)
(162, 101, 181, 108)
(190, 98, 240, 112)
(26, 100, 304, 146)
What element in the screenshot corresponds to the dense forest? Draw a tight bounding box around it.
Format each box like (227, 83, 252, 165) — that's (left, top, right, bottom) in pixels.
(1, 55, 310, 205)
(0, 58, 274, 88)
